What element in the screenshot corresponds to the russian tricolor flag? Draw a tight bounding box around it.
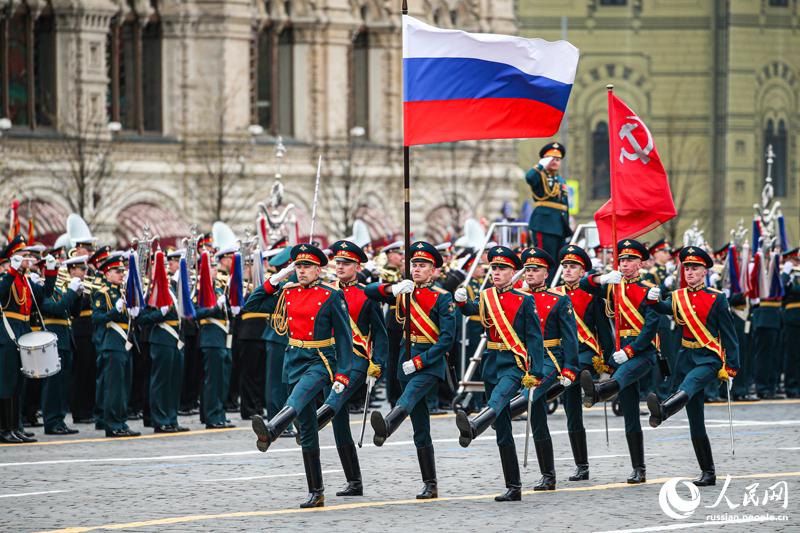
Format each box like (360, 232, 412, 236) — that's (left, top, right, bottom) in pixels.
(403, 15, 579, 146)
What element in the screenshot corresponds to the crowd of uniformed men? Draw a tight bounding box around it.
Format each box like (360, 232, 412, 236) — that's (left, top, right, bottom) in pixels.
(0, 143, 798, 508)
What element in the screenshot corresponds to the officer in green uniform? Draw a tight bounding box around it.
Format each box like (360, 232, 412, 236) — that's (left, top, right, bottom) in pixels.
(69, 238, 98, 424)
(195, 258, 236, 430)
(453, 246, 544, 501)
(644, 239, 677, 398)
(0, 236, 57, 443)
(524, 142, 572, 283)
(366, 241, 456, 500)
(137, 258, 188, 433)
(250, 243, 353, 509)
(647, 246, 739, 486)
(91, 255, 140, 438)
(244, 246, 295, 436)
(781, 249, 800, 398)
(579, 239, 661, 484)
(40, 256, 84, 434)
(87, 246, 113, 430)
(752, 274, 783, 399)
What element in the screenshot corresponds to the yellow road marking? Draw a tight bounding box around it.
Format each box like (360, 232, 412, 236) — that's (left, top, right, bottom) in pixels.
(36, 471, 800, 533)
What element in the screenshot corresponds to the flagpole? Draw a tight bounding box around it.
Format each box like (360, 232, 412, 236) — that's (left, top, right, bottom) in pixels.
(402, 0, 412, 365)
(607, 84, 621, 351)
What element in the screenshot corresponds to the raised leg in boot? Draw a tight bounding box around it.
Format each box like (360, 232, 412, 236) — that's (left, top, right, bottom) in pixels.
(647, 390, 689, 428)
(252, 405, 297, 452)
(370, 406, 407, 447)
(455, 407, 496, 448)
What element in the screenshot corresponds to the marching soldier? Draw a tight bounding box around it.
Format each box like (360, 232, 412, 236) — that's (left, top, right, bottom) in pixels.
(524, 142, 572, 282)
(647, 246, 739, 486)
(452, 246, 544, 501)
(579, 239, 661, 484)
(380, 241, 405, 406)
(250, 243, 353, 508)
(87, 246, 112, 430)
(235, 258, 268, 421)
(645, 239, 677, 399)
(557, 244, 612, 481)
(195, 256, 236, 430)
(313, 240, 387, 497)
(40, 256, 85, 434)
(366, 241, 456, 500)
(91, 255, 141, 438)
(504, 247, 579, 491)
(0, 236, 57, 443)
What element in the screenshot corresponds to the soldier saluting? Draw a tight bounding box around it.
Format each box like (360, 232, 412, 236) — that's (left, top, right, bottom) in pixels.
(250, 243, 353, 509)
(366, 241, 456, 500)
(525, 142, 572, 282)
(453, 246, 544, 501)
(647, 247, 739, 486)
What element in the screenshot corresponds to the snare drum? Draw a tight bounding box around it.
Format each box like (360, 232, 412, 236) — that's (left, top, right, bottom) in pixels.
(18, 331, 60, 378)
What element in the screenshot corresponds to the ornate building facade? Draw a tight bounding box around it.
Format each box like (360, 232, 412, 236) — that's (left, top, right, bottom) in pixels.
(0, 0, 519, 247)
(517, 0, 800, 247)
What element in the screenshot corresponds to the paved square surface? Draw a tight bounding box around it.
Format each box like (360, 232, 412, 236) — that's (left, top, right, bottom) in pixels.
(2, 399, 798, 532)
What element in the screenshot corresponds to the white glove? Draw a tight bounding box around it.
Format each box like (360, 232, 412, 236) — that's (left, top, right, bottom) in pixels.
(45, 254, 57, 271)
(558, 375, 573, 387)
(171, 271, 181, 283)
(612, 349, 628, 365)
(332, 381, 345, 394)
(665, 261, 676, 274)
(216, 294, 226, 309)
(363, 260, 377, 275)
(366, 375, 377, 389)
(129, 306, 140, 318)
(402, 360, 417, 375)
(709, 272, 720, 287)
(115, 298, 125, 313)
(268, 262, 295, 285)
(454, 287, 467, 303)
(231, 306, 241, 316)
(599, 372, 611, 381)
(160, 306, 169, 316)
(538, 156, 553, 168)
(391, 279, 414, 297)
(10, 255, 23, 270)
(723, 288, 730, 298)
(749, 297, 760, 306)
(28, 272, 41, 284)
(520, 280, 529, 290)
(599, 270, 622, 285)
(782, 262, 793, 275)
(68, 277, 82, 292)
(647, 287, 661, 301)
(664, 274, 675, 287)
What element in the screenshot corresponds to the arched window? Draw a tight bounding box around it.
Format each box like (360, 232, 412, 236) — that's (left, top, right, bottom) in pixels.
(591, 121, 610, 199)
(764, 119, 788, 197)
(0, 2, 56, 128)
(252, 22, 293, 136)
(107, 8, 162, 133)
(350, 29, 369, 137)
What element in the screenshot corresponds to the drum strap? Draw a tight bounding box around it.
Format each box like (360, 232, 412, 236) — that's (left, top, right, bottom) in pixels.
(1, 311, 17, 346)
(158, 322, 184, 350)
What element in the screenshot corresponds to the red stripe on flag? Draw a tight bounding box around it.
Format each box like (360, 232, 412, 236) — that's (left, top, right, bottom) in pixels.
(403, 98, 564, 146)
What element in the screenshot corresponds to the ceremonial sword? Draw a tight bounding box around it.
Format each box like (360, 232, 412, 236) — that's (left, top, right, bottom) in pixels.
(308, 155, 323, 244)
(358, 377, 375, 448)
(726, 378, 735, 456)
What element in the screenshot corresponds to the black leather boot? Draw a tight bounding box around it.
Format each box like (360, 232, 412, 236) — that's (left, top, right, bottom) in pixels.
(316, 403, 336, 431)
(533, 438, 556, 491)
(0, 400, 21, 444)
(371, 406, 408, 447)
(252, 406, 297, 452)
(416, 445, 438, 499)
(300, 449, 325, 508)
(335, 443, 363, 496)
(495, 445, 522, 501)
(581, 370, 620, 407)
(625, 431, 646, 484)
(509, 393, 526, 419)
(647, 390, 689, 428)
(568, 430, 589, 481)
(546, 382, 566, 403)
(691, 435, 716, 486)
(456, 407, 496, 448)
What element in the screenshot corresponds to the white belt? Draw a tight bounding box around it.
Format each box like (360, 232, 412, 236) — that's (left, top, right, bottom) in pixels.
(108, 322, 132, 351)
(206, 318, 232, 349)
(158, 322, 184, 350)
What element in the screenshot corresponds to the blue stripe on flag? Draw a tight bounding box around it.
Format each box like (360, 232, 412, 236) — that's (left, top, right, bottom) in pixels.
(403, 57, 572, 112)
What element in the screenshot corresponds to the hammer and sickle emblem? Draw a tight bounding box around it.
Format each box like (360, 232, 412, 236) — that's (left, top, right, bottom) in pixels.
(618, 115, 653, 164)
